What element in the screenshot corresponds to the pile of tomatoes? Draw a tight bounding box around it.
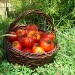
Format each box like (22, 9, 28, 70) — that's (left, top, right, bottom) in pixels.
(8, 24, 55, 53)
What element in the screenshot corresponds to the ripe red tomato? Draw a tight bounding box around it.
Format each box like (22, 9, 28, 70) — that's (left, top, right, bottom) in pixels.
(32, 46, 45, 53)
(21, 37, 34, 48)
(42, 32, 55, 40)
(46, 33, 55, 40)
(8, 32, 18, 42)
(22, 48, 31, 53)
(12, 41, 22, 50)
(39, 31, 44, 37)
(16, 29, 27, 37)
(40, 38, 55, 52)
(26, 24, 38, 31)
(28, 30, 41, 42)
(42, 32, 47, 38)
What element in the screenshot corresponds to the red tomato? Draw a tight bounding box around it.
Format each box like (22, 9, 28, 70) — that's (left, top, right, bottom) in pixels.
(16, 29, 27, 37)
(26, 24, 38, 31)
(46, 33, 55, 40)
(42, 32, 55, 40)
(40, 38, 55, 52)
(41, 37, 51, 41)
(42, 32, 47, 37)
(12, 41, 22, 50)
(21, 37, 34, 48)
(39, 31, 44, 37)
(32, 46, 45, 53)
(8, 32, 18, 42)
(22, 48, 31, 53)
(27, 30, 41, 42)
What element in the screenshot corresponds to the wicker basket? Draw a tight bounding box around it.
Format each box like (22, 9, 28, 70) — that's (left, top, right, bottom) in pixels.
(4, 10, 59, 69)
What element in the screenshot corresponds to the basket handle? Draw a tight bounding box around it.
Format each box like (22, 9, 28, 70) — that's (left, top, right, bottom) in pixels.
(8, 10, 56, 33)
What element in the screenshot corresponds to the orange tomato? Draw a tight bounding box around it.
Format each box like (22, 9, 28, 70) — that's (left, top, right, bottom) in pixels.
(28, 30, 41, 42)
(32, 46, 45, 53)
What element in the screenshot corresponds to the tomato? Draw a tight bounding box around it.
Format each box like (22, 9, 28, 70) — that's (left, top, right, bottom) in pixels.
(39, 31, 44, 37)
(42, 32, 55, 40)
(42, 32, 47, 38)
(22, 48, 31, 53)
(27, 30, 36, 37)
(26, 24, 38, 31)
(12, 41, 22, 50)
(32, 43, 39, 50)
(40, 38, 55, 52)
(8, 32, 18, 42)
(21, 37, 34, 48)
(41, 37, 51, 41)
(16, 29, 27, 37)
(46, 33, 55, 40)
(27, 30, 41, 42)
(32, 46, 45, 53)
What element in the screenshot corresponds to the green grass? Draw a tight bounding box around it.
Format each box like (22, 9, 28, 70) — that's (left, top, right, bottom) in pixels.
(0, 17, 75, 75)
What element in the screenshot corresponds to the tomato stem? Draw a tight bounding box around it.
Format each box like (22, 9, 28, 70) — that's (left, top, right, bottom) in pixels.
(34, 33, 37, 36)
(47, 40, 51, 44)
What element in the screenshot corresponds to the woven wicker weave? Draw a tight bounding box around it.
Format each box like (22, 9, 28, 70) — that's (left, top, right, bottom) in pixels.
(4, 10, 59, 69)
